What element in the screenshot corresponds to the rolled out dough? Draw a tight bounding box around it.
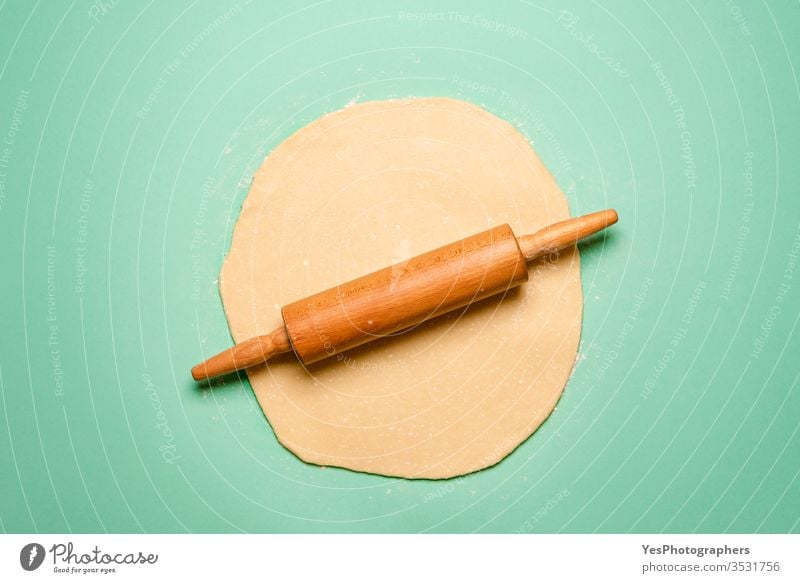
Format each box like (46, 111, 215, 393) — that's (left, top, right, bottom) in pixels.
(220, 97, 582, 479)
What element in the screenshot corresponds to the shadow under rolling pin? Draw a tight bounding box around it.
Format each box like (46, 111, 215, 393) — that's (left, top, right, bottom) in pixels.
(192, 209, 618, 381)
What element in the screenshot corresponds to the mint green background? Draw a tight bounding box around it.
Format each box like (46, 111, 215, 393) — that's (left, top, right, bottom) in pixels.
(1, 0, 798, 533)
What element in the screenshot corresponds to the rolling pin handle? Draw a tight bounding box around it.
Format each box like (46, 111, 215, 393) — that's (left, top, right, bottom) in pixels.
(191, 326, 291, 381)
(516, 209, 618, 262)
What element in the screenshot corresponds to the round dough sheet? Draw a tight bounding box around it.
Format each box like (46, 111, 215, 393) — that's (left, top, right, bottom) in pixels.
(220, 97, 582, 479)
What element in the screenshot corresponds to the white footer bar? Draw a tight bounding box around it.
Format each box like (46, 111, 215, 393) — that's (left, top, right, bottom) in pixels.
(1, 534, 797, 582)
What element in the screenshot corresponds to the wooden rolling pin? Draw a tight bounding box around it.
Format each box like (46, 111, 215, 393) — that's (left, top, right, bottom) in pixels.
(192, 209, 618, 381)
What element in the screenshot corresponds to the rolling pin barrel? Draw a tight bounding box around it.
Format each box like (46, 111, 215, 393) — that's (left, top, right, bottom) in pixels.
(282, 223, 528, 364)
